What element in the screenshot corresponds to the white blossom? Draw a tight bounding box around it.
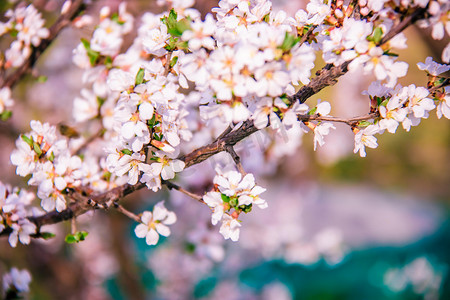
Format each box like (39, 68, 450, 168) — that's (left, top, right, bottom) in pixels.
(134, 201, 176, 245)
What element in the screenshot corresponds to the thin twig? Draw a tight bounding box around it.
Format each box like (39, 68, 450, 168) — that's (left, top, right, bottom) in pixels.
(225, 146, 246, 175)
(298, 25, 317, 47)
(162, 180, 205, 203)
(115, 204, 142, 223)
(297, 113, 378, 125)
(71, 217, 77, 235)
(164, 51, 173, 76)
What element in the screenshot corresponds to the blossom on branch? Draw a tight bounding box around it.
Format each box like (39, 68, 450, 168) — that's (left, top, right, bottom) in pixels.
(135, 201, 177, 246)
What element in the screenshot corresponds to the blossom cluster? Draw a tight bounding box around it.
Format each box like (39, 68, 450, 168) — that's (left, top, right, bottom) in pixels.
(10, 120, 126, 213)
(2, 268, 32, 298)
(203, 167, 267, 241)
(0, 181, 36, 247)
(0, 4, 49, 68)
(352, 58, 450, 157)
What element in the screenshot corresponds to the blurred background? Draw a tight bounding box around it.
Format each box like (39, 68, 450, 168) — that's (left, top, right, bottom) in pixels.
(0, 0, 449, 299)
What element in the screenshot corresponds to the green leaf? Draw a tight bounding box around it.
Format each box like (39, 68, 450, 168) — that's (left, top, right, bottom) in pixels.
(40, 232, 56, 240)
(37, 75, 48, 83)
(33, 142, 42, 156)
(48, 152, 55, 162)
(358, 120, 372, 128)
(97, 96, 106, 107)
(185, 242, 196, 253)
(76, 231, 88, 241)
(81, 38, 100, 66)
(135, 68, 145, 86)
(121, 149, 133, 155)
(383, 51, 398, 57)
(0, 110, 12, 121)
(88, 50, 100, 66)
(21, 135, 34, 148)
(65, 231, 88, 244)
(221, 194, 230, 203)
(162, 9, 191, 37)
(104, 56, 113, 69)
(279, 32, 300, 52)
(148, 114, 156, 127)
(372, 27, 383, 44)
(111, 12, 119, 22)
(10, 28, 18, 37)
(65, 234, 78, 244)
(308, 107, 318, 115)
(170, 56, 178, 68)
(81, 38, 90, 50)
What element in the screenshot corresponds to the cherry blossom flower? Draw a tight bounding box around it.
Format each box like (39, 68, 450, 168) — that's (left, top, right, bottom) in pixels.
(134, 201, 177, 245)
(353, 125, 381, 157)
(2, 268, 32, 294)
(182, 14, 216, 51)
(8, 220, 36, 248)
(436, 87, 450, 119)
(219, 214, 241, 242)
(0, 87, 14, 114)
(203, 191, 225, 225)
(313, 122, 336, 150)
(417, 57, 450, 76)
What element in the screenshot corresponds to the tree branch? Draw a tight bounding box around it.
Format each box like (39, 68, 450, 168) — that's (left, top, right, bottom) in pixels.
(1, 0, 86, 89)
(0, 6, 429, 237)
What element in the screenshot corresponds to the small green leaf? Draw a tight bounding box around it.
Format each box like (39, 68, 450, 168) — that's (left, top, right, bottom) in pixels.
(21, 135, 34, 148)
(279, 32, 300, 52)
(121, 149, 133, 155)
(357, 120, 372, 128)
(10, 28, 18, 37)
(81, 38, 90, 50)
(185, 242, 196, 253)
(111, 12, 119, 22)
(65, 231, 88, 244)
(33, 142, 42, 156)
(135, 68, 145, 86)
(221, 194, 230, 203)
(229, 197, 238, 207)
(40, 232, 56, 240)
(371, 27, 383, 44)
(97, 96, 106, 107)
(308, 107, 318, 115)
(37, 75, 48, 83)
(383, 51, 398, 57)
(148, 114, 156, 127)
(48, 152, 55, 162)
(65, 234, 78, 244)
(88, 50, 100, 66)
(380, 99, 389, 107)
(169, 56, 178, 68)
(76, 231, 88, 241)
(162, 9, 191, 37)
(0, 110, 12, 121)
(105, 56, 113, 69)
